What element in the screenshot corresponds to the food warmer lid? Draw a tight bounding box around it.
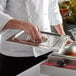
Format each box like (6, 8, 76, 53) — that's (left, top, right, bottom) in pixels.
(7, 31, 70, 52)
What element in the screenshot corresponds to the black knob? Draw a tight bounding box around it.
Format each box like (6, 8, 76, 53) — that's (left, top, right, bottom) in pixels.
(56, 60, 66, 67)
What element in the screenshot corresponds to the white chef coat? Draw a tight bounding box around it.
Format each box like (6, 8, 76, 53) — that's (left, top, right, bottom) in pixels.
(0, 0, 62, 57)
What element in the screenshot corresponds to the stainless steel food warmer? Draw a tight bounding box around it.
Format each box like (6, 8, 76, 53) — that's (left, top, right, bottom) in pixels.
(40, 41, 76, 76)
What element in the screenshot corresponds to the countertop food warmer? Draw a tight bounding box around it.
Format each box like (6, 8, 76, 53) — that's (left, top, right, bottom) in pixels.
(40, 41, 76, 76)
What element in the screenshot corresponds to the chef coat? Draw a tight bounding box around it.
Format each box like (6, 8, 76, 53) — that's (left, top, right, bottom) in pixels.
(0, 0, 62, 57)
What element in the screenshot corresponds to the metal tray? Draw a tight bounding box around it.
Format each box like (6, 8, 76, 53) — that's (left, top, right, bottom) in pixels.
(7, 31, 70, 51)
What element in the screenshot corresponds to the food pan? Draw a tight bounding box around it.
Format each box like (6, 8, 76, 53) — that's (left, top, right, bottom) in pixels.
(7, 31, 70, 51)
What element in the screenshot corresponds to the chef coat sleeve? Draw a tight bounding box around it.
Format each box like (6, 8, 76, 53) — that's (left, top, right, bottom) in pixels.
(0, 0, 13, 32)
(48, 0, 63, 26)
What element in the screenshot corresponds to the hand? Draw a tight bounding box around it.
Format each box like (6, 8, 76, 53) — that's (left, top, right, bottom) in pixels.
(22, 22, 42, 43)
(65, 38, 73, 46)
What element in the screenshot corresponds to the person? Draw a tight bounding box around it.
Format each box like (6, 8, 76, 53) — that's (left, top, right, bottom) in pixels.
(0, 0, 73, 76)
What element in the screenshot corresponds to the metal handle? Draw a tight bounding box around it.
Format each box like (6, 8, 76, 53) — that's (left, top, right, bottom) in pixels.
(40, 31, 61, 36)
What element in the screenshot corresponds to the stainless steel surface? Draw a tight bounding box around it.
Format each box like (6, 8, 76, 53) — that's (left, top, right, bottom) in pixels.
(40, 63, 76, 76)
(7, 31, 70, 50)
(14, 31, 61, 40)
(6, 31, 70, 57)
(35, 33, 70, 51)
